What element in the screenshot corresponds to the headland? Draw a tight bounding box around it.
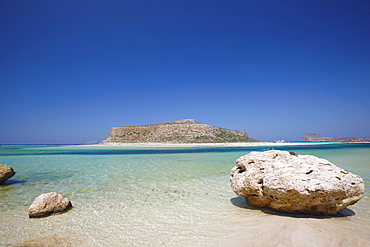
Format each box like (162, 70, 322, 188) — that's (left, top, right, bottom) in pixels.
(303, 133, 370, 142)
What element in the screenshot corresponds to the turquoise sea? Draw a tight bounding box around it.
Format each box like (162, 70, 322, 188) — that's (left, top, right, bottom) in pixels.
(0, 143, 369, 246)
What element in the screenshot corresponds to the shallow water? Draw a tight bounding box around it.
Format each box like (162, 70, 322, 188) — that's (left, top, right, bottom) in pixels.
(0, 143, 369, 246)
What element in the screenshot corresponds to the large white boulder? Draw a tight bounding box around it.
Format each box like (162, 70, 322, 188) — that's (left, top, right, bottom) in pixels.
(230, 150, 364, 215)
(28, 192, 72, 218)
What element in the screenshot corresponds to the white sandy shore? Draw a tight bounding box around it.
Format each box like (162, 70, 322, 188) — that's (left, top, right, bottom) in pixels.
(83, 141, 351, 148)
(12, 215, 370, 247)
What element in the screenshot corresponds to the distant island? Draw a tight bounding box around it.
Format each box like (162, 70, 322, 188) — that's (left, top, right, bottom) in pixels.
(101, 119, 260, 144)
(303, 133, 370, 142)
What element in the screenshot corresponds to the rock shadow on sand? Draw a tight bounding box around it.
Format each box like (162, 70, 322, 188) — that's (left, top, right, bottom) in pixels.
(0, 179, 27, 186)
(230, 196, 355, 219)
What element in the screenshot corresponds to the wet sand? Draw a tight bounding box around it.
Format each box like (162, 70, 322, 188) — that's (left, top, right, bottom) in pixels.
(216, 216, 370, 247)
(12, 206, 370, 247)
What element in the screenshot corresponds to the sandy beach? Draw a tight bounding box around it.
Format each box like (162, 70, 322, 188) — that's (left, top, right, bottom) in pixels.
(89, 141, 348, 147)
(12, 208, 370, 247)
(217, 216, 370, 247)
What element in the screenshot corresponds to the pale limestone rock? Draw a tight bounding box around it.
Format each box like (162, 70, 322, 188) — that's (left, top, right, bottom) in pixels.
(28, 192, 72, 218)
(230, 150, 364, 215)
(0, 164, 15, 183)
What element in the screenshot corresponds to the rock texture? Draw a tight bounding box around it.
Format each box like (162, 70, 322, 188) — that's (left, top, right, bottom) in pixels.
(0, 164, 15, 183)
(28, 192, 72, 218)
(303, 133, 370, 142)
(230, 150, 364, 215)
(102, 119, 259, 143)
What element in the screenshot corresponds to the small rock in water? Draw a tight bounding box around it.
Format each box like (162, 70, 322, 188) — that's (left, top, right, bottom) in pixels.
(0, 164, 16, 183)
(28, 192, 72, 218)
(230, 150, 364, 215)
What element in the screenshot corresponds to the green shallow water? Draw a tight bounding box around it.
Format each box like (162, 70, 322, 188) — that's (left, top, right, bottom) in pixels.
(0, 144, 369, 246)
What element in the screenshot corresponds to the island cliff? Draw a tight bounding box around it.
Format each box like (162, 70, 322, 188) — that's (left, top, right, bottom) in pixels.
(303, 133, 370, 142)
(102, 119, 259, 144)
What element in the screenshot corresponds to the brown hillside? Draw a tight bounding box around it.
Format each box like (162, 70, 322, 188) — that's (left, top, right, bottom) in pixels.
(102, 119, 259, 143)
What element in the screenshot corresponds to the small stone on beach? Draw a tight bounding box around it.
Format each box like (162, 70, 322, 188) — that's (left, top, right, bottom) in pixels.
(28, 192, 72, 218)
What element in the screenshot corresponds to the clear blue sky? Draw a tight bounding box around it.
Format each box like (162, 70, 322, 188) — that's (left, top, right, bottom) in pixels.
(1, 0, 369, 144)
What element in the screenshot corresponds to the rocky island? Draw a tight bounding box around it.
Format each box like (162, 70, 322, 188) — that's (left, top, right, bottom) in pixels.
(102, 119, 259, 144)
(303, 133, 370, 142)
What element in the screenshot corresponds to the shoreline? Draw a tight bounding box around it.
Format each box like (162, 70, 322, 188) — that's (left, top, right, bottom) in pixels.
(2, 141, 369, 148)
(81, 141, 368, 148)
(1, 142, 370, 246)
